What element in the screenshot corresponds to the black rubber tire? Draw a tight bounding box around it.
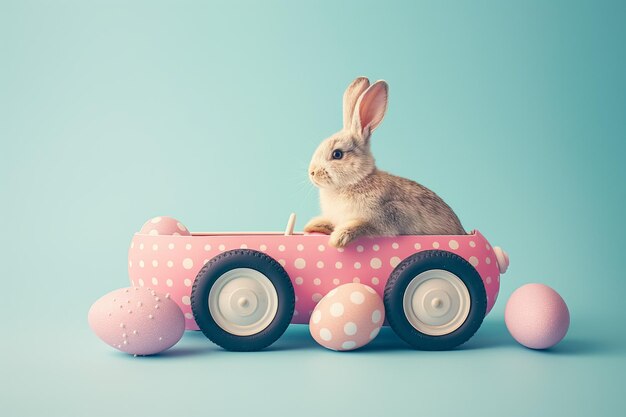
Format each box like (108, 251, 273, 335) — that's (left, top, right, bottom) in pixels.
(191, 249, 295, 351)
(384, 250, 487, 351)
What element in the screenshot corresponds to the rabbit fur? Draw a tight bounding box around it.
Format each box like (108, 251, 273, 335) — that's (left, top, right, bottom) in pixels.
(305, 76, 465, 248)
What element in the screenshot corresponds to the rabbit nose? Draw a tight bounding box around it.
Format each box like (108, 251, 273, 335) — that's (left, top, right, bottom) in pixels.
(310, 170, 315, 177)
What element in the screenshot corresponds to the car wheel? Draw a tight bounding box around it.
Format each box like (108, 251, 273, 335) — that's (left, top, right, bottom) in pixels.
(384, 250, 486, 350)
(191, 249, 295, 351)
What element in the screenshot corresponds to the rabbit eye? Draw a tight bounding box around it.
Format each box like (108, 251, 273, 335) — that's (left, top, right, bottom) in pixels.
(332, 149, 344, 160)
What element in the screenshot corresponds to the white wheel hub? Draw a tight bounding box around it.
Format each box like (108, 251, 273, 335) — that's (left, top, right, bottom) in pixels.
(208, 268, 279, 336)
(402, 269, 471, 336)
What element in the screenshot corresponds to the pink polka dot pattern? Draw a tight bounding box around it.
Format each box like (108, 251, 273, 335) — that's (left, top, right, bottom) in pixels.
(309, 283, 384, 351)
(139, 216, 191, 237)
(129, 217, 504, 331)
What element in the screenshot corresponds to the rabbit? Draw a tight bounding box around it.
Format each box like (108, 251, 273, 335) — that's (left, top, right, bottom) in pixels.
(304, 76, 465, 248)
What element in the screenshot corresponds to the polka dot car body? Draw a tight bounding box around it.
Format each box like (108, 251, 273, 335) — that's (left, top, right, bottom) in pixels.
(128, 214, 508, 350)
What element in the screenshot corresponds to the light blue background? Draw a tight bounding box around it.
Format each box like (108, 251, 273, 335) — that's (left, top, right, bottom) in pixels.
(1, 1, 625, 416)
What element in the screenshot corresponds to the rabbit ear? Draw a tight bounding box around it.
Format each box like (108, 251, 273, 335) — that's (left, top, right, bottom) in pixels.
(343, 77, 370, 130)
(351, 80, 388, 141)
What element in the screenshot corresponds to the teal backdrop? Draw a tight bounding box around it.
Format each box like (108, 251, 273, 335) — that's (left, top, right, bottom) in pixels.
(1, 1, 625, 416)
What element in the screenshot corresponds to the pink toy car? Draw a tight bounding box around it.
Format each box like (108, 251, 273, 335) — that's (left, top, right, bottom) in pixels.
(128, 214, 509, 351)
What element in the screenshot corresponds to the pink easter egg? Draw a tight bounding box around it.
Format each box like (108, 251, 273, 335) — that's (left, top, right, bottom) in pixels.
(139, 216, 191, 236)
(505, 283, 570, 349)
(309, 283, 384, 351)
(88, 286, 185, 355)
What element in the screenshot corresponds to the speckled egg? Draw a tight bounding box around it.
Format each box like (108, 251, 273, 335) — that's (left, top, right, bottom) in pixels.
(139, 216, 191, 236)
(505, 283, 570, 350)
(309, 283, 384, 351)
(88, 287, 185, 355)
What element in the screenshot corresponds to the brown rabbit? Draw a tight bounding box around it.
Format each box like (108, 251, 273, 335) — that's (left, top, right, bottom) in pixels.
(304, 77, 465, 248)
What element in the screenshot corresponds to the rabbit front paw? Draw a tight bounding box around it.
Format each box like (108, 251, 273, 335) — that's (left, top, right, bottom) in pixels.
(329, 228, 355, 248)
(329, 220, 375, 248)
(304, 217, 335, 235)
